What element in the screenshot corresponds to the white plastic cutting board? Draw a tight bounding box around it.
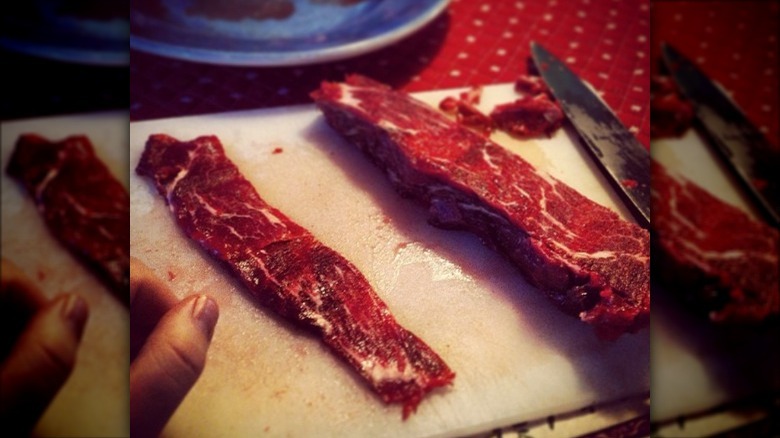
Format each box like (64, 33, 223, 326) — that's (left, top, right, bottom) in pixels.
(1, 112, 130, 437)
(129, 84, 649, 437)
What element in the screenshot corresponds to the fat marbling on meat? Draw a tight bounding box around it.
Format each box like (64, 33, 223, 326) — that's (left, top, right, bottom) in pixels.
(135, 134, 454, 418)
(312, 75, 650, 340)
(651, 160, 779, 322)
(6, 134, 129, 304)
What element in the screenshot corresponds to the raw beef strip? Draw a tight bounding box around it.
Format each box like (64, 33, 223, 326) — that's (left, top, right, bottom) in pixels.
(651, 161, 779, 322)
(6, 134, 129, 304)
(312, 75, 649, 340)
(136, 134, 454, 418)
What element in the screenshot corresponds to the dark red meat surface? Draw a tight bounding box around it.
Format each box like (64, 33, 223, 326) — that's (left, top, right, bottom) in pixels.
(136, 134, 454, 418)
(312, 75, 649, 340)
(6, 134, 129, 304)
(514, 75, 550, 97)
(437, 78, 563, 139)
(496, 74, 563, 139)
(651, 161, 779, 322)
(650, 76, 694, 139)
(490, 93, 564, 139)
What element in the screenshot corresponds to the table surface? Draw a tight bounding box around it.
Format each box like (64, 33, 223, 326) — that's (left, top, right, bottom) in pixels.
(0, 48, 128, 121)
(651, 1, 779, 149)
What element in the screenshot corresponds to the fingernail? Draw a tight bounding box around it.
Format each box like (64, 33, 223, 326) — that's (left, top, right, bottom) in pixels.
(61, 294, 89, 337)
(192, 295, 219, 340)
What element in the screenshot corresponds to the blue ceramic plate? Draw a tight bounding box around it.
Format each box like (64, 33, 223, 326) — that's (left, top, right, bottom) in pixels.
(130, 0, 450, 66)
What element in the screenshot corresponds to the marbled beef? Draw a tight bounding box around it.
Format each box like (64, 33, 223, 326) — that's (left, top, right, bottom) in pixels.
(651, 161, 779, 322)
(136, 134, 454, 418)
(312, 75, 649, 340)
(6, 134, 129, 304)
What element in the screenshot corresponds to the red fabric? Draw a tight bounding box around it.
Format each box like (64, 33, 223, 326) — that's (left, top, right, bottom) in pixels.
(652, 1, 780, 148)
(131, 0, 651, 147)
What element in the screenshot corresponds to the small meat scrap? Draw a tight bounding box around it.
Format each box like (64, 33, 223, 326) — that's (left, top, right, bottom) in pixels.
(490, 93, 565, 139)
(651, 161, 779, 322)
(438, 96, 459, 114)
(650, 76, 694, 139)
(495, 73, 564, 139)
(136, 134, 454, 418)
(459, 85, 483, 106)
(437, 73, 564, 140)
(514, 75, 550, 97)
(313, 75, 650, 340)
(621, 179, 639, 189)
(6, 134, 130, 305)
(438, 86, 494, 136)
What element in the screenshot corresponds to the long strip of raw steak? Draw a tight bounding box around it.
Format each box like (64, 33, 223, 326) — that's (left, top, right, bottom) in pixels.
(136, 134, 454, 418)
(312, 75, 650, 340)
(651, 160, 779, 322)
(6, 134, 129, 305)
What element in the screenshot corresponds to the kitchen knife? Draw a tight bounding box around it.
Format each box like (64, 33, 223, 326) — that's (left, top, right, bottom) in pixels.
(662, 43, 780, 228)
(530, 42, 651, 228)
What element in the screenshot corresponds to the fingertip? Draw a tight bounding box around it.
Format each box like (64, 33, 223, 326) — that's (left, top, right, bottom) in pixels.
(191, 295, 219, 342)
(129, 294, 219, 437)
(0, 293, 90, 432)
(59, 294, 89, 340)
(27, 294, 90, 376)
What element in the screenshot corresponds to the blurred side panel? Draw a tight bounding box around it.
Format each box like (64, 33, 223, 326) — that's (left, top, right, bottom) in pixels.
(0, 1, 129, 436)
(650, 1, 780, 436)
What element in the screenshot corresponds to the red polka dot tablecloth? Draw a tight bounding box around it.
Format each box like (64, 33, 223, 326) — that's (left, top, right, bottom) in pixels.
(652, 1, 779, 148)
(131, 0, 651, 147)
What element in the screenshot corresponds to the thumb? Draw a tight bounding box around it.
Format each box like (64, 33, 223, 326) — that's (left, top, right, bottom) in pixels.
(0, 294, 89, 435)
(130, 294, 218, 438)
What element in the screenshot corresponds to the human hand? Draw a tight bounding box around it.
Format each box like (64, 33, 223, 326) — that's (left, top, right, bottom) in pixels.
(0, 258, 89, 436)
(129, 257, 219, 438)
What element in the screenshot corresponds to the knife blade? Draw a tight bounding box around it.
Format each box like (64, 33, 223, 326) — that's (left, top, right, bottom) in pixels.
(662, 43, 780, 228)
(530, 42, 651, 228)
